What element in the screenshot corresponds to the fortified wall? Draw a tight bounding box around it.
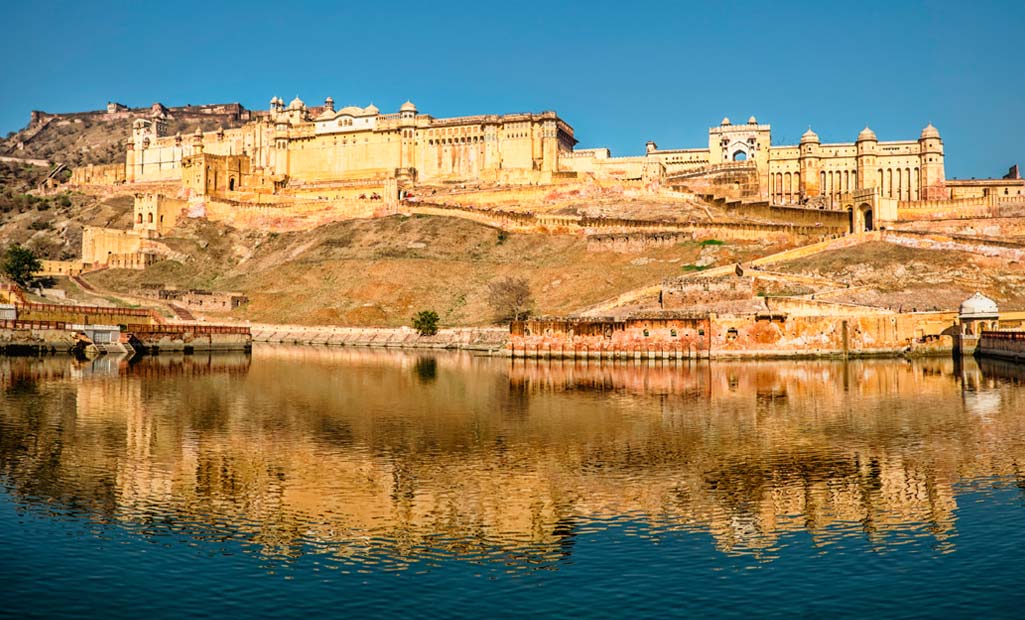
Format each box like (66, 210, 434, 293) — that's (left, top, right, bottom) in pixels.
(508, 309, 963, 360)
(29, 101, 252, 129)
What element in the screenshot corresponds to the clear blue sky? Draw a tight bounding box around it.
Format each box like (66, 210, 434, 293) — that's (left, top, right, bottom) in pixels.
(2, 0, 1022, 178)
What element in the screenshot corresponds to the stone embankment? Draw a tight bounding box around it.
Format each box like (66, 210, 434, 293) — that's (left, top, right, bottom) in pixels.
(251, 324, 508, 352)
(977, 331, 1025, 363)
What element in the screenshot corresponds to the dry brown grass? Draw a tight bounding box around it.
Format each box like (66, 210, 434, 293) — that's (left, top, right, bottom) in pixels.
(86, 213, 783, 326)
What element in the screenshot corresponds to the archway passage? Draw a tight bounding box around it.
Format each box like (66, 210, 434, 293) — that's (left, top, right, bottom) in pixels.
(732, 150, 747, 161)
(847, 203, 875, 233)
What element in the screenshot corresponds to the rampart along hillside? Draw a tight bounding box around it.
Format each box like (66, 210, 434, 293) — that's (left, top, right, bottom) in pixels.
(3, 103, 251, 168)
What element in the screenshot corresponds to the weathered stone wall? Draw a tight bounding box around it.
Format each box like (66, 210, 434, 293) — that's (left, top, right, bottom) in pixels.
(0, 320, 81, 354)
(251, 324, 507, 351)
(719, 200, 852, 229)
(661, 277, 753, 309)
(882, 229, 1025, 262)
(14, 302, 159, 326)
(510, 310, 960, 359)
(128, 323, 252, 352)
(133, 193, 188, 235)
(70, 163, 125, 185)
(510, 315, 710, 358)
(180, 291, 248, 311)
(978, 331, 1025, 362)
(896, 217, 1025, 238)
(37, 260, 86, 277)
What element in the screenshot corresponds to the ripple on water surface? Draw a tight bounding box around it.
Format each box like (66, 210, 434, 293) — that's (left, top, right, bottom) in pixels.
(2, 348, 1025, 618)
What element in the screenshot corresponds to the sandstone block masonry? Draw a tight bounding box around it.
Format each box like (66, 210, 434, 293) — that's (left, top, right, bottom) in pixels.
(508, 310, 968, 360)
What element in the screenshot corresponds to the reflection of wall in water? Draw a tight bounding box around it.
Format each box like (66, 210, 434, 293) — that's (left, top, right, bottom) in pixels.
(3, 351, 1025, 562)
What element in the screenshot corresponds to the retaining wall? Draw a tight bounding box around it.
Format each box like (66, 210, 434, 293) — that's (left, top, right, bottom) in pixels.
(251, 324, 508, 351)
(977, 331, 1025, 362)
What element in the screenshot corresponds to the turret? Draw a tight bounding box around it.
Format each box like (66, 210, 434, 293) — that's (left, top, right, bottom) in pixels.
(398, 101, 417, 171)
(125, 139, 136, 183)
(918, 123, 945, 200)
(855, 126, 877, 191)
(400, 100, 417, 123)
(192, 127, 204, 154)
(324, 96, 335, 113)
(799, 127, 821, 198)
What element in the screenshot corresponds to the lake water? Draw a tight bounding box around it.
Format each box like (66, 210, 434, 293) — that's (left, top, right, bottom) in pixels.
(2, 347, 1025, 619)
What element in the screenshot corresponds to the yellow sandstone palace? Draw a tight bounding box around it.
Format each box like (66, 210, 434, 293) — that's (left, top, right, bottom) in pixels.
(124, 97, 576, 191)
(72, 95, 1022, 204)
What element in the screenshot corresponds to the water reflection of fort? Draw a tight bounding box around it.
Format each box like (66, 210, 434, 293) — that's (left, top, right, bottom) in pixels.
(2, 347, 1025, 567)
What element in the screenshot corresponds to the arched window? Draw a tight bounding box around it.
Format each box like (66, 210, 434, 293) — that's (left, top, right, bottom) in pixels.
(147, 213, 154, 223)
(732, 150, 747, 161)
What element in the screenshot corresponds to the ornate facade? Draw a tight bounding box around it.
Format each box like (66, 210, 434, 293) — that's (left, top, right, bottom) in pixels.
(126, 97, 577, 189)
(567, 116, 1023, 205)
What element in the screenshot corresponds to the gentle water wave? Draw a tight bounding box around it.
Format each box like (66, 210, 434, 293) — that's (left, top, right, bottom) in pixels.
(2, 348, 1025, 618)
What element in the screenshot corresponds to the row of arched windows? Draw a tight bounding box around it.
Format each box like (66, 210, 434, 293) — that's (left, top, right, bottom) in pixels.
(428, 136, 482, 146)
(771, 166, 923, 203)
(770, 172, 802, 204)
(876, 167, 921, 201)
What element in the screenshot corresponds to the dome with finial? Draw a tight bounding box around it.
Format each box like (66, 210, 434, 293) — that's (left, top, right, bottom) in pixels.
(364, 103, 379, 116)
(857, 125, 877, 142)
(920, 123, 940, 140)
(800, 127, 819, 144)
(288, 96, 305, 110)
(400, 100, 417, 113)
(720, 116, 731, 126)
(960, 292, 998, 317)
(747, 116, 757, 124)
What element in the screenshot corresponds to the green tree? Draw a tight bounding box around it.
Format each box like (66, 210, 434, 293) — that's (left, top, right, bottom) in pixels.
(2, 244, 42, 286)
(412, 310, 440, 336)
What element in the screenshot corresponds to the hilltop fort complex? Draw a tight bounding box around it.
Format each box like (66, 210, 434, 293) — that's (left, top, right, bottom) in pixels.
(65, 97, 1023, 204)
(3, 94, 1025, 360)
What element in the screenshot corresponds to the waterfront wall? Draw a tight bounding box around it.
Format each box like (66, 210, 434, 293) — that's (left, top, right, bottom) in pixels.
(509, 311, 959, 359)
(251, 324, 508, 351)
(0, 319, 83, 354)
(129, 324, 252, 353)
(978, 331, 1025, 362)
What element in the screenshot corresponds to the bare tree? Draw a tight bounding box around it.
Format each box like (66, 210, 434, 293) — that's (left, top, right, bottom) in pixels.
(487, 276, 534, 321)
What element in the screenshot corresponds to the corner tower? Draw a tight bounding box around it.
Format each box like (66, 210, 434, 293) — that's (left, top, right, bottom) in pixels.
(799, 128, 821, 198)
(918, 123, 945, 200)
(398, 101, 417, 180)
(855, 126, 878, 192)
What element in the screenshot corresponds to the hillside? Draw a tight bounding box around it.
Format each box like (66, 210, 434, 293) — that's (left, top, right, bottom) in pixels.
(84, 214, 787, 326)
(2, 114, 248, 168)
(0, 169, 133, 261)
(771, 240, 1025, 312)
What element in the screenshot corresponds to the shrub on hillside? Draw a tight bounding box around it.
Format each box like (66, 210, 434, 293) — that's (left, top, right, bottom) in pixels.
(412, 310, 440, 336)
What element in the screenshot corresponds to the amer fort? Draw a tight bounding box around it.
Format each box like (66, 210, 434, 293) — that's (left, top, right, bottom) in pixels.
(3, 93, 1025, 362)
